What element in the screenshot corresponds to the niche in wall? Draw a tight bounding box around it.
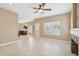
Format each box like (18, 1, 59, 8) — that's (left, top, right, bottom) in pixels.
(44, 21, 61, 35)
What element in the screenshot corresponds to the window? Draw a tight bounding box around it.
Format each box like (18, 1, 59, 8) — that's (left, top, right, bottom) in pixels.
(44, 21, 61, 35)
(28, 25, 33, 33)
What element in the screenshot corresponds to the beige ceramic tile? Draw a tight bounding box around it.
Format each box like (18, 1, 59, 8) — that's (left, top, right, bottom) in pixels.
(0, 35, 72, 56)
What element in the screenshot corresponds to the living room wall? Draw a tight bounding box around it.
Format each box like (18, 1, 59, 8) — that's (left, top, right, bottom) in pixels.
(0, 7, 18, 44)
(32, 13, 71, 41)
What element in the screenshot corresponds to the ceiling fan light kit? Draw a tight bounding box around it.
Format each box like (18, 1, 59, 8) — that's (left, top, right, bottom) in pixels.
(32, 3, 52, 14)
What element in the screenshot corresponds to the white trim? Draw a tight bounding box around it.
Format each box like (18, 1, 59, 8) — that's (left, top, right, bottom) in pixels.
(0, 40, 18, 47)
(40, 37, 70, 44)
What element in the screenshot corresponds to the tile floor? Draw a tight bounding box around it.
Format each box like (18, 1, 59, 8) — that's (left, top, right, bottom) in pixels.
(0, 35, 72, 56)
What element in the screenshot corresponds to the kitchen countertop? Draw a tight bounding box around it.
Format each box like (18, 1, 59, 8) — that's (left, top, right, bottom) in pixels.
(70, 28, 79, 44)
(70, 28, 79, 38)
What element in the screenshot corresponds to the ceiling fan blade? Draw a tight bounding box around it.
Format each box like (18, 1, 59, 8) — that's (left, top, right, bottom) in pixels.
(42, 9, 52, 11)
(32, 7, 39, 10)
(34, 11, 38, 13)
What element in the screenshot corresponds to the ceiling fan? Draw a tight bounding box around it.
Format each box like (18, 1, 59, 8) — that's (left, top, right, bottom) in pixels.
(32, 3, 52, 13)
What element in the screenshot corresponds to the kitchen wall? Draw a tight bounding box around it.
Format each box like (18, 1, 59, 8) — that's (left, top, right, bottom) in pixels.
(77, 4, 79, 28)
(77, 16, 79, 28)
(71, 3, 77, 28)
(27, 13, 71, 41)
(0, 7, 18, 44)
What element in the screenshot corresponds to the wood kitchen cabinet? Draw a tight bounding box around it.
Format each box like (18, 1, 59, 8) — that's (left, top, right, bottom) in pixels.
(71, 39, 78, 55)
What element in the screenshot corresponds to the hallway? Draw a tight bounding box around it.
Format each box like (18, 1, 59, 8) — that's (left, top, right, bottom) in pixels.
(0, 35, 71, 56)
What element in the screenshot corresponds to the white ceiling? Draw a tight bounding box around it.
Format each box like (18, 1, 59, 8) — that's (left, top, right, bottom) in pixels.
(0, 3, 72, 23)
